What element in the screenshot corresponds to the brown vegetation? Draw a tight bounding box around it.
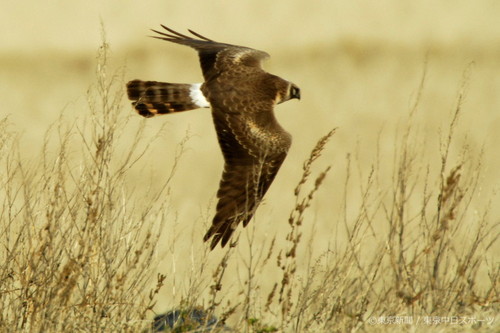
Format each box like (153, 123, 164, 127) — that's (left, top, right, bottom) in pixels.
(1, 35, 498, 332)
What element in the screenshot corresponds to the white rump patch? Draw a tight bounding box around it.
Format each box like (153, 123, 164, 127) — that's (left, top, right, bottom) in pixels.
(190, 83, 210, 108)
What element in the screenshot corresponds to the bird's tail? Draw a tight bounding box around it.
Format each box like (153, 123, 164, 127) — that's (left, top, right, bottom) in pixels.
(126, 80, 210, 118)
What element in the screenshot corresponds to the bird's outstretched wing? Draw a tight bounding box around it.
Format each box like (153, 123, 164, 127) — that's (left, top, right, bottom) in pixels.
(151, 25, 270, 80)
(204, 106, 291, 249)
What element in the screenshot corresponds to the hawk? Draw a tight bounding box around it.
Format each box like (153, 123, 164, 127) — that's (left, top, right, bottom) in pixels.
(126, 25, 300, 249)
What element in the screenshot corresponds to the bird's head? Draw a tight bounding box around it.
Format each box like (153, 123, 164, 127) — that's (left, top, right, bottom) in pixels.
(277, 82, 300, 104)
(289, 83, 301, 101)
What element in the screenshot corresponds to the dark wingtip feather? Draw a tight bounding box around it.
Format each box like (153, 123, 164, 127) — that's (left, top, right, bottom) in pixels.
(188, 29, 213, 42)
(150, 25, 191, 42)
(211, 237, 221, 250)
(150, 25, 215, 44)
(205, 232, 224, 250)
(160, 25, 191, 39)
(149, 29, 177, 42)
(204, 225, 227, 250)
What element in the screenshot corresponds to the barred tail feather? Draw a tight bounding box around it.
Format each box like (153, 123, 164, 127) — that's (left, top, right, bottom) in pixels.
(126, 80, 210, 118)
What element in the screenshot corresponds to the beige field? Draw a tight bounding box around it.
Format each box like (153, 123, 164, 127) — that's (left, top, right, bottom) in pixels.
(1, 1, 499, 332)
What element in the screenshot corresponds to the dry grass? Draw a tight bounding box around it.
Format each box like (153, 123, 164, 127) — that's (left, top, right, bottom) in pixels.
(1, 34, 499, 333)
(0, 40, 174, 332)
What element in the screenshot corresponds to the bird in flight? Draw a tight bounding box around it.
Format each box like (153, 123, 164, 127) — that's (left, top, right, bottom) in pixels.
(126, 25, 300, 249)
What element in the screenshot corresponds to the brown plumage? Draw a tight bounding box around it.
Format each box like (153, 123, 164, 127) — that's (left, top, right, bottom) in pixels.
(126, 80, 203, 117)
(126, 25, 300, 249)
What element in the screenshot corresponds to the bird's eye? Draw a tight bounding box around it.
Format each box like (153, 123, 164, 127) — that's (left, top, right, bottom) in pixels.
(291, 86, 300, 99)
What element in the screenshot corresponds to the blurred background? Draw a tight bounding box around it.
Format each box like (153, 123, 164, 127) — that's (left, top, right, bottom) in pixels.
(2, 0, 499, 313)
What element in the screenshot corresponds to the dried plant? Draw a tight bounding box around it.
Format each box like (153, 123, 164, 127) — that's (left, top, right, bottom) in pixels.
(0, 36, 178, 332)
(1, 32, 498, 333)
